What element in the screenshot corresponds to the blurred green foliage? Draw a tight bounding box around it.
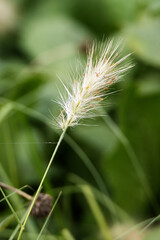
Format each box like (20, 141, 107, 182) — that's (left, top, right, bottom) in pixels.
(0, 0, 160, 239)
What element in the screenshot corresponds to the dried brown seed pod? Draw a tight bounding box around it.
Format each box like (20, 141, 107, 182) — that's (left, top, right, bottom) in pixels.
(29, 193, 53, 218)
(0, 182, 53, 218)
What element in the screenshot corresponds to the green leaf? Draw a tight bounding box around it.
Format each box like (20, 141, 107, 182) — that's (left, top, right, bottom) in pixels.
(20, 15, 91, 58)
(124, 18, 160, 66)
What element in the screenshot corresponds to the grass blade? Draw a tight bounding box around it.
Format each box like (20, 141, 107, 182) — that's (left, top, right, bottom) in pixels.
(0, 187, 21, 227)
(37, 191, 62, 240)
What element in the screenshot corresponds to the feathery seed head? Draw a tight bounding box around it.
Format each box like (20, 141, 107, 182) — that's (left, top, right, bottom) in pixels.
(56, 40, 132, 130)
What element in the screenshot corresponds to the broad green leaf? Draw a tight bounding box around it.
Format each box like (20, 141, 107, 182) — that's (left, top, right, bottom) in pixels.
(124, 18, 160, 66)
(20, 15, 91, 58)
(70, 0, 139, 34)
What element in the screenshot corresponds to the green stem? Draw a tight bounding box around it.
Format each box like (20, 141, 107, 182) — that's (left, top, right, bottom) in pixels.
(17, 129, 66, 240)
(36, 191, 62, 240)
(0, 187, 22, 227)
(82, 185, 112, 240)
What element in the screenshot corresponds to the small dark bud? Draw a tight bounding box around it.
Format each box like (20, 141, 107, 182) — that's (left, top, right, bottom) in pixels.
(79, 41, 90, 54)
(30, 193, 53, 218)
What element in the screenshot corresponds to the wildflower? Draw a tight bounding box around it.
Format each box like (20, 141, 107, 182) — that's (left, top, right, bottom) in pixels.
(56, 40, 132, 130)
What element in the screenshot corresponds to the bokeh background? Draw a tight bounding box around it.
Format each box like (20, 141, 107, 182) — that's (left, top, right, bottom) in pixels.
(0, 0, 160, 239)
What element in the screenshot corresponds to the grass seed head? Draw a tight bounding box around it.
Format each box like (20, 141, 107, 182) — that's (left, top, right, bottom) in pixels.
(56, 40, 132, 130)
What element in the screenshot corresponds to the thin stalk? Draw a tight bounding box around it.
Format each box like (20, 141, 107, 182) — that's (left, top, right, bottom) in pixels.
(17, 129, 66, 240)
(81, 184, 112, 240)
(0, 187, 22, 227)
(36, 191, 62, 240)
(0, 182, 33, 201)
(9, 210, 29, 240)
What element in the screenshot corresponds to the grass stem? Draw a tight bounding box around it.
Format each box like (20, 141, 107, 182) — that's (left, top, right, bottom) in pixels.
(0, 187, 22, 227)
(0, 182, 33, 201)
(17, 129, 66, 240)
